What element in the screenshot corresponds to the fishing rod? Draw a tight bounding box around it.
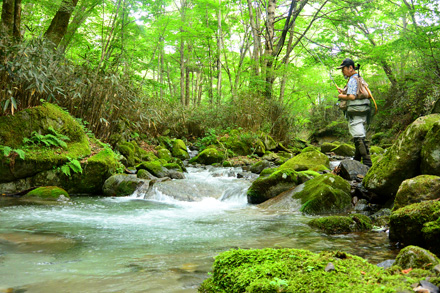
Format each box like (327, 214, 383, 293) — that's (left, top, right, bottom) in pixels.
(314, 52, 338, 88)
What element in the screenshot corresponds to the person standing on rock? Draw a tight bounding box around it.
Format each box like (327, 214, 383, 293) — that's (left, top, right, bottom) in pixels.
(336, 58, 372, 167)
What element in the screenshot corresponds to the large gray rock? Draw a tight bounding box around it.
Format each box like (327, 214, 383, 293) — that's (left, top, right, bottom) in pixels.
(339, 159, 369, 180)
(394, 175, 440, 210)
(103, 174, 145, 196)
(363, 114, 440, 201)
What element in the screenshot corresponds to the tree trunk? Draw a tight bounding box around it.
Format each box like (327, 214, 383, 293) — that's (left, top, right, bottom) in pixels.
(216, 0, 222, 104)
(12, 0, 22, 40)
(44, 0, 79, 47)
(179, 0, 186, 105)
(1, 0, 14, 36)
(246, 0, 261, 77)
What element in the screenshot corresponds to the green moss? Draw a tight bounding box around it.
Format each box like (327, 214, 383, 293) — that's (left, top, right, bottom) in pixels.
(222, 161, 232, 167)
(164, 163, 183, 172)
(141, 151, 158, 162)
(421, 217, 440, 254)
(136, 161, 166, 177)
(301, 146, 319, 153)
(363, 114, 440, 200)
(199, 248, 435, 293)
(394, 245, 440, 270)
(389, 200, 440, 248)
(157, 148, 173, 162)
(292, 174, 351, 215)
(171, 139, 190, 160)
(279, 150, 329, 172)
(320, 142, 339, 153)
(370, 146, 384, 155)
(260, 167, 278, 177)
(247, 169, 299, 204)
(24, 186, 69, 200)
(190, 148, 223, 165)
(421, 120, 440, 175)
(331, 144, 355, 157)
(254, 139, 266, 156)
(308, 214, 372, 234)
(137, 169, 152, 179)
(393, 175, 440, 210)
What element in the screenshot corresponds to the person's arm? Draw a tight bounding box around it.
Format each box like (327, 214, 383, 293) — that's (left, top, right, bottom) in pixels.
(339, 76, 357, 100)
(338, 93, 356, 100)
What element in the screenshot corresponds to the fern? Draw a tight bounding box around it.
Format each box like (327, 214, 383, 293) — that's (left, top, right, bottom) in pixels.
(59, 157, 83, 177)
(1, 146, 12, 157)
(0, 145, 25, 160)
(23, 127, 70, 149)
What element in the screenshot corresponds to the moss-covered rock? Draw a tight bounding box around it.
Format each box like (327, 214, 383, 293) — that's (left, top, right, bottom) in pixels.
(222, 161, 232, 167)
(421, 120, 440, 176)
(223, 136, 251, 156)
(278, 150, 329, 172)
(136, 161, 169, 178)
(261, 134, 277, 151)
(394, 175, 440, 210)
(102, 174, 144, 196)
(254, 139, 266, 156)
(301, 146, 319, 153)
(0, 103, 91, 183)
(370, 146, 385, 155)
(23, 186, 69, 201)
(199, 248, 436, 293)
(331, 143, 355, 157)
(292, 174, 351, 215)
(141, 151, 158, 162)
(394, 245, 440, 270)
(247, 169, 300, 204)
(320, 142, 339, 153)
(389, 200, 440, 249)
(171, 139, 190, 160)
(163, 162, 183, 172)
(308, 214, 372, 234)
(137, 169, 155, 179)
(363, 114, 440, 201)
(421, 217, 440, 255)
(157, 148, 173, 162)
(249, 160, 271, 174)
(117, 141, 136, 166)
(190, 148, 223, 165)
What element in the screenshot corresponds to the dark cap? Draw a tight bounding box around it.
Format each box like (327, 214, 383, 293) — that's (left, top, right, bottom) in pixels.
(336, 58, 355, 69)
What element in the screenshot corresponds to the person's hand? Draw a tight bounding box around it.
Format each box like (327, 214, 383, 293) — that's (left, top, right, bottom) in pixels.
(336, 86, 343, 94)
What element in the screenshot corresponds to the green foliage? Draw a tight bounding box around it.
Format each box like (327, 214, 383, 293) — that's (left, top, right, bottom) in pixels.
(0, 145, 25, 160)
(59, 156, 83, 177)
(23, 127, 70, 149)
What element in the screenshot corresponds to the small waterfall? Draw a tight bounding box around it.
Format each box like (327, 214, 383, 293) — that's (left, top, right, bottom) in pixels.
(131, 167, 250, 208)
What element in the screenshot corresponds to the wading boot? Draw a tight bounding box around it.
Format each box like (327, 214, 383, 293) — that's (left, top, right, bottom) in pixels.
(354, 137, 372, 167)
(353, 138, 362, 162)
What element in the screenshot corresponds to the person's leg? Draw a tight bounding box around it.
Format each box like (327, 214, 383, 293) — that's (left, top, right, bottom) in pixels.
(348, 115, 372, 167)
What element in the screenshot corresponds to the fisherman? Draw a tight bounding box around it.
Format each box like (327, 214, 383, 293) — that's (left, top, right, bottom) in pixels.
(336, 58, 372, 167)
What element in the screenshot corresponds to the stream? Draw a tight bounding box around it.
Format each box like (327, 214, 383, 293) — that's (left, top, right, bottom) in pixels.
(0, 167, 398, 292)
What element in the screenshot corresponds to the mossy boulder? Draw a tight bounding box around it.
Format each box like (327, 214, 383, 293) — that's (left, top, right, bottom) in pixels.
(261, 134, 277, 151)
(190, 148, 223, 165)
(320, 142, 339, 153)
(102, 174, 145, 196)
(223, 136, 251, 156)
(117, 141, 136, 166)
(136, 161, 169, 178)
(370, 146, 385, 155)
(363, 114, 440, 201)
(301, 146, 319, 153)
(0, 103, 91, 183)
(249, 160, 271, 174)
(199, 248, 436, 293)
(292, 174, 352, 215)
(247, 169, 300, 204)
(63, 148, 122, 194)
(389, 200, 440, 250)
(394, 245, 440, 270)
(421, 120, 440, 176)
(254, 139, 266, 156)
(157, 148, 173, 162)
(137, 169, 155, 180)
(171, 139, 189, 160)
(421, 217, 440, 255)
(278, 150, 329, 172)
(331, 143, 355, 157)
(23, 186, 69, 201)
(308, 214, 372, 234)
(141, 151, 158, 162)
(394, 175, 440, 210)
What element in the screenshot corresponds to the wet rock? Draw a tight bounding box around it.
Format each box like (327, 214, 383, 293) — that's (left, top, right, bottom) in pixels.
(354, 199, 369, 212)
(103, 174, 145, 196)
(22, 186, 69, 202)
(321, 142, 339, 153)
(137, 169, 156, 180)
(339, 159, 369, 181)
(292, 174, 351, 215)
(417, 280, 439, 293)
(171, 139, 190, 160)
(249, 160, 272, 174)
(370, 208, 391, 227)
(331, 144, 355, 157)
(363, 114, 440, 202)
(394, 175, 440, 210)
(168, 170, 185, 179)
(278, 150, 329, 172)
(262, 134, 277, 151)
(394, 245, 440, 270)
(308, 213, 372, 233)
(254, 139, 266, 156)
(376, 259, 395, 269)
(325, 262, 335, 272)
(136, 161, 169, 178)
(189, 148, 223, 165)
(389, 200, 440, 252)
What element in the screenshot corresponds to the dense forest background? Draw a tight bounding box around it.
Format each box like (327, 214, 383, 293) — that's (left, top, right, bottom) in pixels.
(0, 0, 439, 145)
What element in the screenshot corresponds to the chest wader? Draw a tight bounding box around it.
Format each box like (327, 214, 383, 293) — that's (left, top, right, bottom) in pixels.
(354, 137, 372, 167)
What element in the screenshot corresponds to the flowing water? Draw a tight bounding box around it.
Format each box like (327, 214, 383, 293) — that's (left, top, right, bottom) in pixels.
(0, 167, 398, 293)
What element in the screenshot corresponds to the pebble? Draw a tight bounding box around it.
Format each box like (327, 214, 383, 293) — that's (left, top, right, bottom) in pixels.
(325, 262, 335, 272)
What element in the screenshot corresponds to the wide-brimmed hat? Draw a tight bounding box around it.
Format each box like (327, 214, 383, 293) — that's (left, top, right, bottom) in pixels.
(336, 58, 355, 69)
